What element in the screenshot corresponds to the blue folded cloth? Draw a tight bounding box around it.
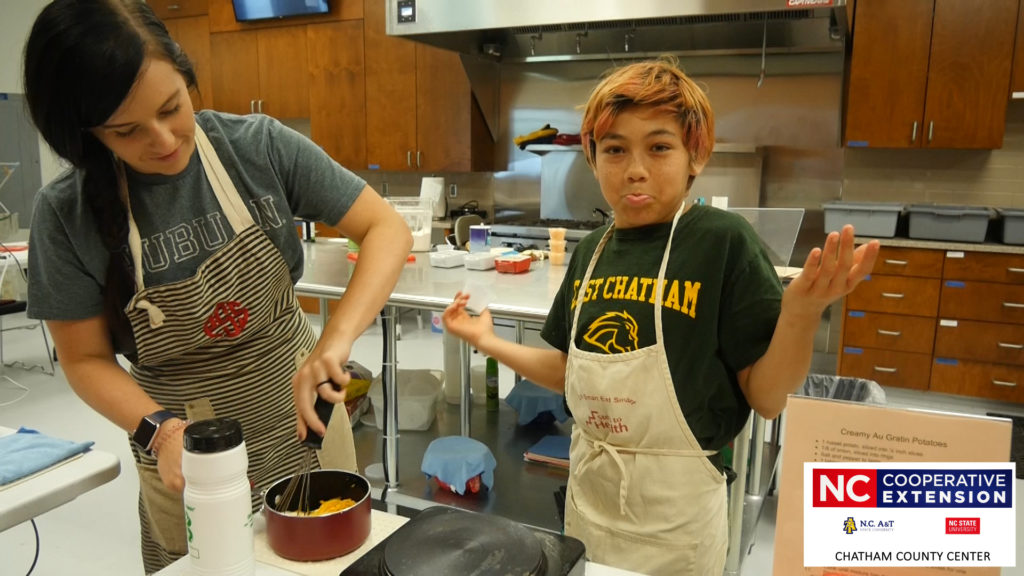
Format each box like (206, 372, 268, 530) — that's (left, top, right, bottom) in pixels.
(0, 427, 94, 485)
(504, 379, 570, 426)
(421, 436, 496, 495)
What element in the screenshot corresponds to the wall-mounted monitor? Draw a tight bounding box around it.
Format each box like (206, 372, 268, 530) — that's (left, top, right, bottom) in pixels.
(231, 0, 330, 22)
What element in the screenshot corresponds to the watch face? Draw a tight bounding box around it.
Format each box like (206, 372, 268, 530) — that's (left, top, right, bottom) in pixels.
(132, 410, 175, 452)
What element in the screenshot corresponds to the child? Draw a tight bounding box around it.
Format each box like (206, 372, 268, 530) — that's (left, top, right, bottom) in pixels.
(442, 57, 879, 575)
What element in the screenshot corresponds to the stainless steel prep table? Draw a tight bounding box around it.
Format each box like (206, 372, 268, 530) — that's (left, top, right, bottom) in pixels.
(295, 240, 796, 573)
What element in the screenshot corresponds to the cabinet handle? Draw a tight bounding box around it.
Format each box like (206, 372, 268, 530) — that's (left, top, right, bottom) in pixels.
(877, 329, 901, 337)
(1008, 267, 1024, 274)
(992, 379, 1017, 387)
(258, 100, 263, 114)
(884, 259, 907, 266)
(1002, 302, 1024, 309)
(910, 121, 917, 143)
(997, 342, 1023, 350)
(250, 100, 255, 114)
(873, 366, 897, 373)
(927, 121, 934, 143)
(416, 150, 422, 168)
(167, 3, 181, 10)
(407, 151, 412, 167)
(881, 292, 904, 299)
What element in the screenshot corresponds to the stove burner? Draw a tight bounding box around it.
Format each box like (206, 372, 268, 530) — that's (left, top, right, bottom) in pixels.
(382, 507, 545, 576)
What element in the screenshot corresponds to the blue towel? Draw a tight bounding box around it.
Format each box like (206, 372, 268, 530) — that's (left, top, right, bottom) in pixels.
(504, 379, 570, 426)
(0, 427, 94, 485)
(421, 436, 496, 495)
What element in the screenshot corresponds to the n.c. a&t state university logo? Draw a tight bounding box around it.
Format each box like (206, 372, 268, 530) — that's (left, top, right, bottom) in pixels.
(843, 517, 857, 534)
(203, 301, 249, 338)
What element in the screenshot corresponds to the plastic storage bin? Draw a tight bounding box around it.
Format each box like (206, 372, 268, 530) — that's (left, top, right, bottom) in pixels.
(906, 204, 993, 243)
(387, 197, 433, 252)
(822, 202, 903, 238)
(997, 208, 1024, 245)
(367, 369, 444, 431)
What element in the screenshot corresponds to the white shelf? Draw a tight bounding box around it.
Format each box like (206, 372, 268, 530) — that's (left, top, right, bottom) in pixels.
(524, 142, 758, 155)
(524, 144, 582, 155)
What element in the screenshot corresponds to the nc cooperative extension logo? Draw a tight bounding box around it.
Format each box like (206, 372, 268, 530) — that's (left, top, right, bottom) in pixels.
(812, 468, 1013, 508)
(803, 463, 1016, 567)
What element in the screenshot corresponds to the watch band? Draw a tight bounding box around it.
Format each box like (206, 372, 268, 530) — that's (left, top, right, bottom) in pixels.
(132, 409, 177, 455)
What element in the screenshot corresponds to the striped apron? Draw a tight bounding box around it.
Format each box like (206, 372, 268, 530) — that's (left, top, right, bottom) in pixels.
(120, 126, 354, 573)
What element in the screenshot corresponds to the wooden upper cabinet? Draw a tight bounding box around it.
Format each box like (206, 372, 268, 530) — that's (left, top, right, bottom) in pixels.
(164, 16, 214, 111)
(1011, 0, 1024, 94)
(150, 0, 208, 20)
(364, 0, 417, 171)
(256, 27, 310, 119)
(923, 0, 1018, 148)
(845, 0, 1019, 149)
(308, 20, 367, 169)
(845, 0, 933, 148)
(363, 0, 495, 172)
(209, 27, 309, 119)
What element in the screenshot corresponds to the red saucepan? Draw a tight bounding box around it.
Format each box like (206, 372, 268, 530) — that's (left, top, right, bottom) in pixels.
(263, 469, 372, 561)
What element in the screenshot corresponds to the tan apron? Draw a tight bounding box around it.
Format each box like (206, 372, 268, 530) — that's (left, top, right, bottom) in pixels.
(563, 205, 729, 576)
(120, 126, 356, 573)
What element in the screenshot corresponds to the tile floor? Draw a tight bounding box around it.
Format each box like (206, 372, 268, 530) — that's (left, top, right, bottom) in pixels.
(1, 309, 1021, 575)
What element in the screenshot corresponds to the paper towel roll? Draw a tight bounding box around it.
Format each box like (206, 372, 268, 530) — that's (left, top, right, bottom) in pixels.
(420, 177, 446, 219)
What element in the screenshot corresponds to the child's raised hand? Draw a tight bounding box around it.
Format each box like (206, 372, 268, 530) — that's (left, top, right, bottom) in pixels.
(784, 224, 880, 320)
(442, 291, 496, 348)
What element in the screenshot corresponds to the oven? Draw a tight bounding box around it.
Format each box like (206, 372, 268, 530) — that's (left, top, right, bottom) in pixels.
(489, 219, 602, 253)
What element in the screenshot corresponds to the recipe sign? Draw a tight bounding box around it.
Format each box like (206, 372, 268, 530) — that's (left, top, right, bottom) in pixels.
(803, 462, 1016, 567)
(773, 396, 1014, 576)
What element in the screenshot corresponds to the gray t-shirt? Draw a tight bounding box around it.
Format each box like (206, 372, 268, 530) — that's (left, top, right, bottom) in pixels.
(27, 110, 366, 321)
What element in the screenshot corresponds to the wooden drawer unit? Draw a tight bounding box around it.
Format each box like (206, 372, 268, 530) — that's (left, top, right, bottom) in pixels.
(930, 358, 1024, 403)
(941, 250, 1024, 284)
(840, 347, 932, 391)
(842, 311, 936, 355)
(845, 275, 940, 317)
(934, 318, 1024, 365)
(149, 0, 208, 20)
(873, 246, 944, 278)
(938, 280, 1024, 324)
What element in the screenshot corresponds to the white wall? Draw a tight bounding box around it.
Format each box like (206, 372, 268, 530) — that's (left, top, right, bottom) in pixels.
(1, 0, 65, 186)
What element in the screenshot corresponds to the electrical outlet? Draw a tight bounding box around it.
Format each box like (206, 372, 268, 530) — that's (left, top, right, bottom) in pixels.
(448, 184, 458, 198)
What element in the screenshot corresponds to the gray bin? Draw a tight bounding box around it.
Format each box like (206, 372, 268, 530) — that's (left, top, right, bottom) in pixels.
(797, 374, 886, 405)
(822, 202, 903, 238)
(907, 204, 992, 243)
(997, 208, 1024, 245)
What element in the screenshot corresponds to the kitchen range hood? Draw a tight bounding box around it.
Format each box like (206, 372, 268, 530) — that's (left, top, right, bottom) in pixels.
(386, 0, 848, 62)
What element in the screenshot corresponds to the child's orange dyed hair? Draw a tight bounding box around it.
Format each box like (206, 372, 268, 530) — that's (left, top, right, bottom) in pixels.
(581, 57, 714, 179)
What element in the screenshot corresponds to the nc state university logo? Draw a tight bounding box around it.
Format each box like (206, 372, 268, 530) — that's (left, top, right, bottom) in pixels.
(203, 301, 249, 338)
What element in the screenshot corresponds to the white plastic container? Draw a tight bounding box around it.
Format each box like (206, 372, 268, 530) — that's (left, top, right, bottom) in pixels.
(181, 418, 254, 576)
(464, 252, 496, 270)
(429, 250, 467, 268)
(368, 369, 444, 430)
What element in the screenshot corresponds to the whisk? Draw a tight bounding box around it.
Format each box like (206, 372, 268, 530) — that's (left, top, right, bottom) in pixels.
(276, 382, 338, 514)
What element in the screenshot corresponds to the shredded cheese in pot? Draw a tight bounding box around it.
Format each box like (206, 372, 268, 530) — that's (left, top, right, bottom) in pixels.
(287, 498, 356, 517)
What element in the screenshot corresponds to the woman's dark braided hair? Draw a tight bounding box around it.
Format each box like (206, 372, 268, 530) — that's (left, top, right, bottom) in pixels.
(23, 0, 196, 353)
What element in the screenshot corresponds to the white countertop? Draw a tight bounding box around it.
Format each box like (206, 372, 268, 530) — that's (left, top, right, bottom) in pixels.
(0, 425, 121, 532)
(157, 508, 643, 575)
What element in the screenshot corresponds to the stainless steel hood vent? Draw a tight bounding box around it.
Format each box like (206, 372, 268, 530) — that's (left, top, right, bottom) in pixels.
(386, 1, 847, 63)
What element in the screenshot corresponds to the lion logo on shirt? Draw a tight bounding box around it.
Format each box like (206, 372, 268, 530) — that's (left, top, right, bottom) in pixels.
(582, 311, 639, 353)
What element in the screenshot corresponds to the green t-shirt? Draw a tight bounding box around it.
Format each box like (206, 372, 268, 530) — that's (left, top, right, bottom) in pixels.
(541, 205, 783, 451)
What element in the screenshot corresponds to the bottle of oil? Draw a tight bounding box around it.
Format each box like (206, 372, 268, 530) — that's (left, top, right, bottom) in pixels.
(485, 357, 499, 412)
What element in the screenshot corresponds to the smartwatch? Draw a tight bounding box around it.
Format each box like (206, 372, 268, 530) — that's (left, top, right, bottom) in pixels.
(132, 410, 177, 455)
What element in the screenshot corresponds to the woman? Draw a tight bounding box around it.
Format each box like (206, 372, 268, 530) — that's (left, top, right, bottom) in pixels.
(443, 58, 879, 575)
(22, 0, 411, 572)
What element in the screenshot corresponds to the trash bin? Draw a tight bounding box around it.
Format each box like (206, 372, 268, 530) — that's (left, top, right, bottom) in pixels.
(798, 374, 886, 405)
